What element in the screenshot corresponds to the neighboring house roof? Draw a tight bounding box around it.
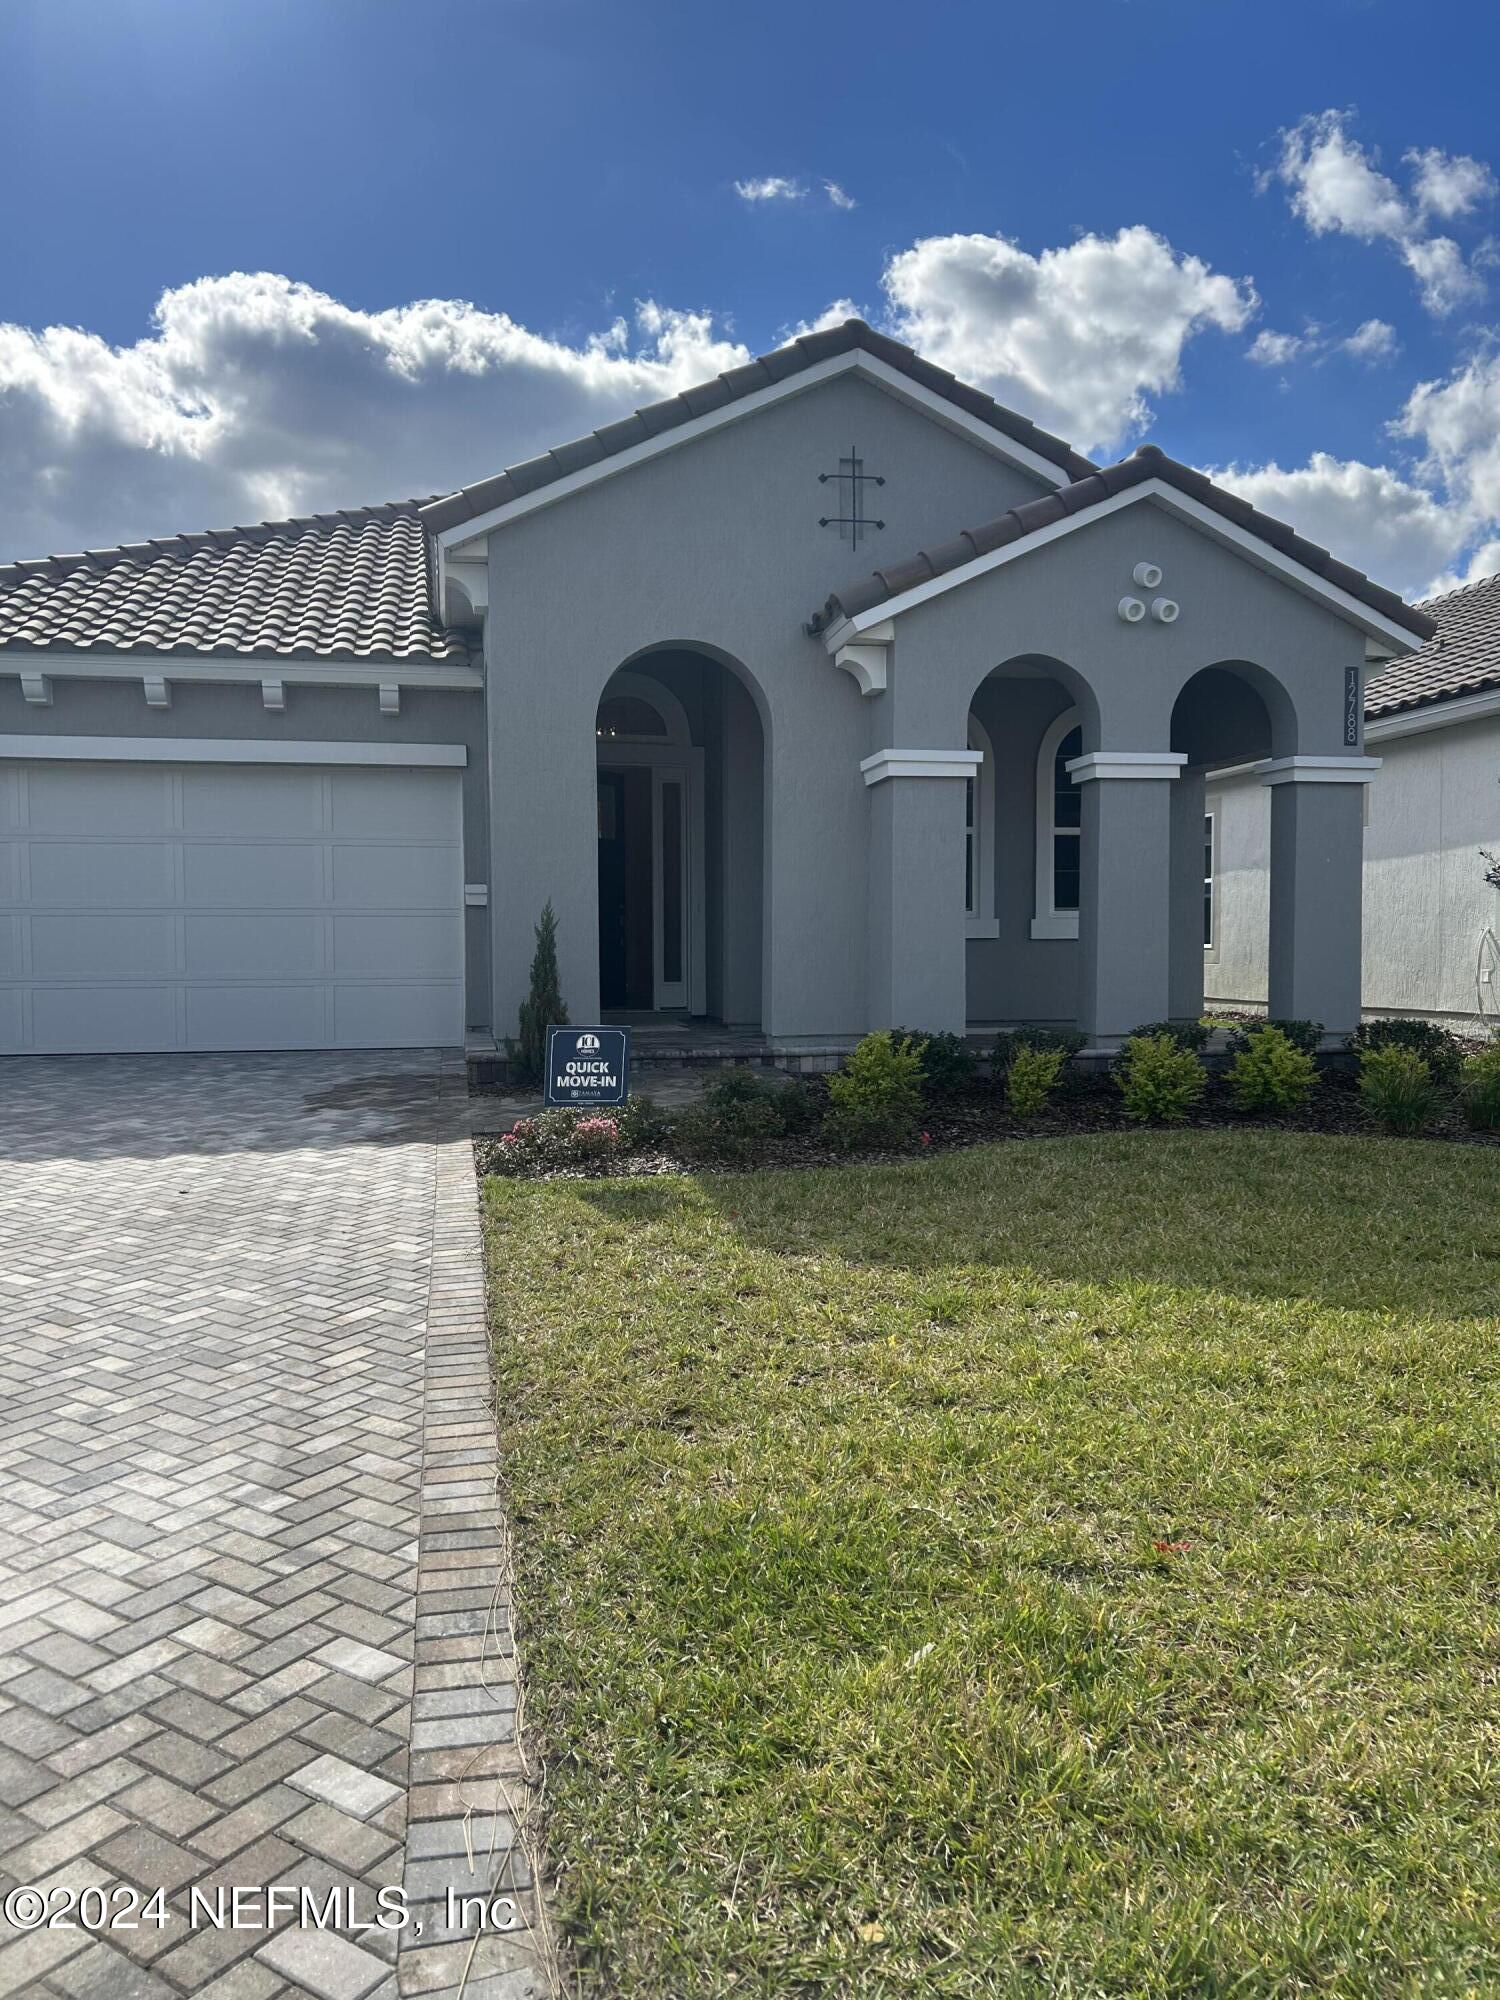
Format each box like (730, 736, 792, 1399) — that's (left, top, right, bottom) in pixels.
(813, 444, 1436, 642)
(418, 318, 1098, 535)
(0, 501, 472, 666)
(1366, 570, 1500, 715)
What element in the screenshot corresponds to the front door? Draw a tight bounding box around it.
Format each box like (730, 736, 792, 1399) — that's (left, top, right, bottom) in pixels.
(597, 762, 694, 1012)
(652, 765, 690, 1010)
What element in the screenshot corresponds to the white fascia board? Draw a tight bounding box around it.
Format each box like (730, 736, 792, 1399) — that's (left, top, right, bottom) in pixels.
(0, 735, 468, 767)
(0, 653, 482, 691)
(831, 479, 1427, 658)
(1365, 685, 1500, 740)
(438, 350, 1073, 555)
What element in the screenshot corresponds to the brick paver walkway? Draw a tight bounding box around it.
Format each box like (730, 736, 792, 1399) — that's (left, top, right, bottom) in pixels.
(0, 1053, 546, 2000)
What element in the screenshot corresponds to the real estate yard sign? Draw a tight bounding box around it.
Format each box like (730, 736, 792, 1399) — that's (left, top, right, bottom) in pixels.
(544, 1026, 630, 1108)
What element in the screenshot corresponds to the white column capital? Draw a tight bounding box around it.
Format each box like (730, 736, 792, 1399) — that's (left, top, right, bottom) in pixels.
(1257, 755, 1381, 786)
(1065, 750, 1187, 783)
(860, 747, 983, 786)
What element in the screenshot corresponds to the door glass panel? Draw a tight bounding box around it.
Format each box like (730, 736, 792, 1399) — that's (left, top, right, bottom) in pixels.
(661, 781, 683, 985)
(1053, 833, 1081, 913)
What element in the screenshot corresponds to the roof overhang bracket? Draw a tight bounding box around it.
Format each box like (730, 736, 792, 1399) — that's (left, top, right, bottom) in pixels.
(830, 619, 892, 697)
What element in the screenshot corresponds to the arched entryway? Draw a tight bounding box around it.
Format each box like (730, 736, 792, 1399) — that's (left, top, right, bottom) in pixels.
(1169, 662, 1291, 1022)
(594, 649, 765, 1024)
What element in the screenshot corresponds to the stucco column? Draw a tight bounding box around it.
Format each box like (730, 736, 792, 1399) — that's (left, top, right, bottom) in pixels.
(1264, 757, 1379, 1035)
(862, 748, 980, 1034)
(1168, 765, 1208, 1021)
(1072, 751, 1187, 1042)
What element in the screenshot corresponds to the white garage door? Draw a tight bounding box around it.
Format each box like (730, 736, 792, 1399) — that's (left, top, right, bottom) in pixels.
(0, 760, 465, 1053)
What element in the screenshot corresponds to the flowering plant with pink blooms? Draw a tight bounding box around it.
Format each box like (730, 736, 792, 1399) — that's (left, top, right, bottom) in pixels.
(489, 1107, 623, 1174)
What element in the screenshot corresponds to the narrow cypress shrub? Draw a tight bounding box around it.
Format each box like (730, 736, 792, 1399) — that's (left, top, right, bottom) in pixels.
(511, 901, 567, 1088)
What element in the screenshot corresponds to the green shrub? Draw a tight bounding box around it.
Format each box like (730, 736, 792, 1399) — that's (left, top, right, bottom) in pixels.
(508, 900, 567, 1088)
(1228, 1025, 1317, 1112)
(1126, 1018, 1210, 1054)
(1224, 1017, 1324, 1057)
(892, 1028, 974, 1092)
(1117, 1034, 1206, 1124)
(673, 1095, 782, 1165)
(824, 1032, 926, 1151)
(1350, 1017, 1463, 1087)
(491, 1108, 620, 1175)
(1358, 1045, 1441, 1134)
(670, 1070, 816, 1164)
(1459, 1047, 1500, 1131)
(1007, 1044, 1068, 1118)
(614, 1093, 673, 1150)
(990, 1026, 1086, 1072)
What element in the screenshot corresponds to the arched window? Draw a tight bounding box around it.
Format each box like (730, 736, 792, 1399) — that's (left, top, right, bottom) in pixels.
(596, 694, 668, 741)
(965, 712, 998, 938)
(1031, 706, 1083, 939)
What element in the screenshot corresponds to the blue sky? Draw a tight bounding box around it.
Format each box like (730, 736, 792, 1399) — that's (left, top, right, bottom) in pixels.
(5, 0, 1500, 595)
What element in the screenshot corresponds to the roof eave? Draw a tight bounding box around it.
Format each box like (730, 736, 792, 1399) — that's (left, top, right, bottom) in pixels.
(821, 475, 1433, 658)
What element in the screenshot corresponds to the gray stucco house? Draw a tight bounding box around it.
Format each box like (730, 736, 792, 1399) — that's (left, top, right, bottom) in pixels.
(0, 319, 1435, 1059)
(1207, 571, 1500, 1036)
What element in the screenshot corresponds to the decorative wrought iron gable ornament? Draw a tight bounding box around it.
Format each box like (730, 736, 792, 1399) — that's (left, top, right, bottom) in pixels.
(818, 447, 885, 547)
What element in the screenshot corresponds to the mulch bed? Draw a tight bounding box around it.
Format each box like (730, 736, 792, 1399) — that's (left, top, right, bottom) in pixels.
(474, 1066, 1499, 1180)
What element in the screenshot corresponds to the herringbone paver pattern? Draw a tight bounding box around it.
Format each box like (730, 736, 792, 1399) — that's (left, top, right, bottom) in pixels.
(0, 1053, 547, 2000)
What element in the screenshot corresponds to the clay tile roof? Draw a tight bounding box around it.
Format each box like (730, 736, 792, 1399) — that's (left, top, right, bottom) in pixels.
(814, 444, 1436, 641)
(0, 501, 472, 667)
(418, 317, 1097, 535)
(1366, 569, 1500, 716)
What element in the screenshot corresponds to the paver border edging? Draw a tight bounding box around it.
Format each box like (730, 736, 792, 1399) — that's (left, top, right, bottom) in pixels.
(395, 1054, 558, 2000)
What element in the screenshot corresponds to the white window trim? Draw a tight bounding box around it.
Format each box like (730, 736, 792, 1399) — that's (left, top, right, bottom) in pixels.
(1031, 706, 1082, 940)
(965, 713, 999, 939)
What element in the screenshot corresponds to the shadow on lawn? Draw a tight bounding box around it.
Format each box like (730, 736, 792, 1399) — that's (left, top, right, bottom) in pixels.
(571, 1129, 1500, 1323)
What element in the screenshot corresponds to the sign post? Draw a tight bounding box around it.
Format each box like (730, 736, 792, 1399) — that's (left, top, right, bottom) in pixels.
(543, 1025, 630, 1110)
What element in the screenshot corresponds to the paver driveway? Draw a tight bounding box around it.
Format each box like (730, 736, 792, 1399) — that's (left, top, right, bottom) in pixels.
(0, 1053, 545, 2000)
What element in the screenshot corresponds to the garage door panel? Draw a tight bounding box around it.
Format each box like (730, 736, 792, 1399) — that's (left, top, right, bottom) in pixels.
(183, 842, 325, 908)
(185, 913, 324, 978)
(27, 767, 170, 834)
(181, 768, 324, 836)
(185, 985, 328, 1050)
(334, 981, 463, 1047)
(331, 843, 451, 909)
(333, 912, 461, 977)
(30, 842, 174, 906)
(31, 912, 176, 979)
(0, 758, 464, 1055)
(34, 985, 178, 1053)
(330, 769, 455, 839)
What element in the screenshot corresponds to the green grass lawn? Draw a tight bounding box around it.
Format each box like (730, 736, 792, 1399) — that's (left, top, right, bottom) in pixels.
(482, 1131, 1500, 1999)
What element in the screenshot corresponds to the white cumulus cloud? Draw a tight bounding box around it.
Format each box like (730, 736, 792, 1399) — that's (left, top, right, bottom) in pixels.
(733, 176, 806, 204)
(1342, 317, 1399, 362)
(824, 181, 857, 211)
(1247, 329, 1307, 367)
(880, 224, 1256, 455)
(0, 275, 751, 558)
(1204, 452, 1476, 599)
(1268, 111, 1494, 314)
